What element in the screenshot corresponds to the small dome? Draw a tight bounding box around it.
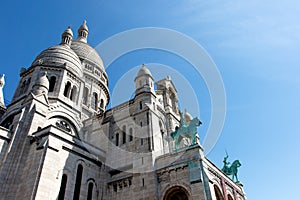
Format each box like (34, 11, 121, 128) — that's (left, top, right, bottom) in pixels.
(32, 45, 83, 76)
(71, 40, 105, 73)
(63, 26, 73, 37)
(137, 64, 152, 77)
(79, 20, 88, 33)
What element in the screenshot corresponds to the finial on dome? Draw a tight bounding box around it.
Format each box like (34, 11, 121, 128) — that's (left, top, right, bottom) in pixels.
(0, 74, 5, 107)
(61, 26, 73, 46)
(76, 20, 89, 43)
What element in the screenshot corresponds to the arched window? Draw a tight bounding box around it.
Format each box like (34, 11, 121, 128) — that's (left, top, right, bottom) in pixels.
(49, 76, 56, 92)
(100, 99, 104, 108)
(70, 86, 77, 102)
(159, 121, 165, 133)
(19, 80, 26, 95)
(91, 92, 98, 110)
(83, 87, 89, 105)
(163, 186, 190, 200)
(73, 164, 83, 200)
(139, 101, 142, 110)
(214, 185, 224, 200)
(58, 174, 68, 200)
(0, 114, 14, 129)
(87, 182, 94, 200)
(227, 194, 234, 200)
(129, 128, 133, 141)
(122, 125, 126, 144)
(63, 81, 71, 97)
(116, 133, 119, 146)
(24, 77, 31, 92)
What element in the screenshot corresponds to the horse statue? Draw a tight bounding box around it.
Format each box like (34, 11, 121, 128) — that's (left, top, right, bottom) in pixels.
(222, 157, 241, 183)
(171, 115, 202, 150)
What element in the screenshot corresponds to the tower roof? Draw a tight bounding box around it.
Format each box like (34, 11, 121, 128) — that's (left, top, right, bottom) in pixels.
(136, 64, 152, 77)
(76, 20, 89, 43)
(60, 26, 73, 46)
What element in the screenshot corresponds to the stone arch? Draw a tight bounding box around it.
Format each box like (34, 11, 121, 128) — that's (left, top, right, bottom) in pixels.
(86, 178, 97, 200)
(227, 194, 234, 200)
(214, 184, 224, 200)
(162, 185, 191, 200)
(48, 115, 80, 138)
(226, 188, 234, 200)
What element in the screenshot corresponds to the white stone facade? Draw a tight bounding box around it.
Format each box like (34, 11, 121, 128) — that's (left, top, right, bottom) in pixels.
(0, 22, 246, 200)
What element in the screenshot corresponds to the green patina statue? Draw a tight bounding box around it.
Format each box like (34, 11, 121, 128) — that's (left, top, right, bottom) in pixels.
(170, 110, 202, 150)
(222, 153, 241, 183)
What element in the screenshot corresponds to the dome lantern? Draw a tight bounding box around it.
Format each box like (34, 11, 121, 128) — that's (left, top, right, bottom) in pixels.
(76, 20, 89, 43)
(61, 26, 73, 46)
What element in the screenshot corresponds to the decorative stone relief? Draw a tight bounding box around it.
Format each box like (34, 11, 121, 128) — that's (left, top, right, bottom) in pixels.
(56, 120, 71, 132)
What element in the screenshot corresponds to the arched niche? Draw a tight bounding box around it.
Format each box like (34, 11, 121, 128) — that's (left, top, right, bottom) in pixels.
(163, 185, 191, 200)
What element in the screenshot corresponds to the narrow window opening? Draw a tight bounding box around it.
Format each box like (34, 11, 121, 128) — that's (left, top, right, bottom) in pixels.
(147, 112, 149, 124)
(49, 76, 56, 92)
(116, 133, 119, 146)
(70, 86, 77, 101)
(24, 78, 31, 92)
(141, 138, 143, 145)
(129, 128, 133, 141)
(73, 164, 83, 200)
(122, 125, 126, 144)
(139, 101, 142, 110)
(123, 132, 126, 144)
(87, 182, 94, 200)
(63, 82, 71, 97)
(142, 178, 144, 187)
(83, 87, 89, 105)
(100, 99, 104, 108)
(58, 174, 68, 200)
(91, 92, 98, 110)
(19, 80, 26, 95)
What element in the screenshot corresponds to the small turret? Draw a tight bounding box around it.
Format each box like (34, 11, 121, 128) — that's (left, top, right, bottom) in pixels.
(134, 64, 155, 96)
(32, 72, 49, 95)
(76, 20, 89, 43)
(60, 26, 73, 46)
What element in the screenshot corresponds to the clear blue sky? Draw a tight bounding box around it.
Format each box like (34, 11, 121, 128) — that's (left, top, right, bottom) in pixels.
(1, 1, 300, 199)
